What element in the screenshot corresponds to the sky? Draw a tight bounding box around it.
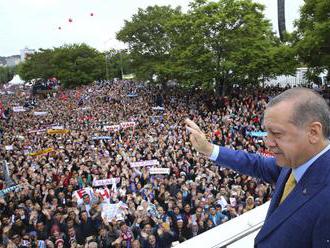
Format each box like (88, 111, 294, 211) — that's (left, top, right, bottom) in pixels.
(0, 0, 304, 57)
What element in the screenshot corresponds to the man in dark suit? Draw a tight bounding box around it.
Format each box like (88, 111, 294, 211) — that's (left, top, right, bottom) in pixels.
(185, 87, 330, 247)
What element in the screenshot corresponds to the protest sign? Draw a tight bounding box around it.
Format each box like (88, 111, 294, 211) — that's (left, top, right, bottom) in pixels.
(127, 93, 138, 97)
(152, 106, 165, 111)
(50, 125, 64, 130)
(93, 178, 120, 187)
(246, 131, 267, 137)
(5, 145, 13, 151)
(149, 167, 170, 175)
(92, 136, 112, 140)
(13, 106, 26, 112)
(103, 125, 121, 132)
(101, 202, 127, 222)
(95, 188, 111, 204)
(120, 122, 136, 129)
(0, 185, 23, 197)
(34, 111, 48, 116)
(47, 129, 70, 135)
(130, 160, 159, 168)
(73, 187, 94, 205)
(28, 129, 46, 134)
(28, 148, 54, 156)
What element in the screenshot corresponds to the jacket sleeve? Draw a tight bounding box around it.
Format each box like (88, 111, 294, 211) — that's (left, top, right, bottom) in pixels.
(215, 147, 281, 184)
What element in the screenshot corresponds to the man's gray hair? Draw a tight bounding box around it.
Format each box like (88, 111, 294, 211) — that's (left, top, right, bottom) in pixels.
(267, 87, 330, 138)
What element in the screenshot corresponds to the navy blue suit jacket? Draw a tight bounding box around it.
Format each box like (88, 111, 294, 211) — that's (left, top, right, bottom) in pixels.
(216, 147, 330, 248)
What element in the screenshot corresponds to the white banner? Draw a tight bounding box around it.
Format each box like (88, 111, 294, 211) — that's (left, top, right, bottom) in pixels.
(152, 106, 165, 111)
(13, 106, 26, 112)
(5, 145, 13, 151)
(73, 187, 93, 205)
(130, 160, 159, 168)
(103, 125, 121, 132)
(34, 111, 48, 116)
(149, 167, 170, 175)
(120, 122, 136, 129)
(51, 125, 64, 130)
(101, 202, 128, 222)
(28, 129, 46, 134)
(95, 188, 111, 204)
(93, 178, 120, 187)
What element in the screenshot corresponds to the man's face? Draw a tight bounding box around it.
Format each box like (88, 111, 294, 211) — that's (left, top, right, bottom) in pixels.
(55, 213, 62, 221)
(81, 212, 88, 221)
(144, 224, 152, 234)
(68, 227, 76, 237)
(12, 234, 21, 245)
(184, 205, 191, 213)
(148, 235, 156, 245)
(2, 217, 9, 225)
(36, 222, 44, 230)
(264, 101, 310, 168)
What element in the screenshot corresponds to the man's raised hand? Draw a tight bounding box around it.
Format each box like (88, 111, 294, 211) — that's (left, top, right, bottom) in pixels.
(184, 118, 213, 157)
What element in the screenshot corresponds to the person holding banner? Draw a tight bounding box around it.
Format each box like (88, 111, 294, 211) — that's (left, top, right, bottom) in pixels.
(185, 88, 330, 248)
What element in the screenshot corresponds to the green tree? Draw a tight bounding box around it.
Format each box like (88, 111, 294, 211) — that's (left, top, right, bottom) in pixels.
(0, 66, 17, 85)
(52, 44, 105, 88)
(18, 49, 55, 81)
(293, 0, 330, 76)
(170, 0, 296, 94)
(117, 5, 182, 83)
(18, 44, 106, 88)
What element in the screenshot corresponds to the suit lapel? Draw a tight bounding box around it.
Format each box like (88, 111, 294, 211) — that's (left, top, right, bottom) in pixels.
(255, 150, 330, 244)
(256, 182, 324, 243)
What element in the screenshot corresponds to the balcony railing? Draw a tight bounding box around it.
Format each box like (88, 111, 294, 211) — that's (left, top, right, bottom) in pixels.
(174, 201, 270, 248)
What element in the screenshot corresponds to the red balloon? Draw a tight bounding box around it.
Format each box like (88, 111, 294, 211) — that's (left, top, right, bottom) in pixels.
(90, 13, 94, 16)
(68, 18, 73, 23)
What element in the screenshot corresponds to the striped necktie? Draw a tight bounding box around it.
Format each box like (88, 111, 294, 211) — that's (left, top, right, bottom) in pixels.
(279, 171, 296, 204)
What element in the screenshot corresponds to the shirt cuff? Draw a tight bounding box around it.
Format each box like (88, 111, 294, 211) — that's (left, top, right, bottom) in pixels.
(209, 144, 220, 161)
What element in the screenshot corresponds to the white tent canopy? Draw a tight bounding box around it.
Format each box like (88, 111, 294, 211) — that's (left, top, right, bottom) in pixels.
(8, 75, 25, 85)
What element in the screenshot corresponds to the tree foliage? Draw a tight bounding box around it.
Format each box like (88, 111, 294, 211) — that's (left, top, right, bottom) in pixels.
(171, 0, 297, 93)
(117, 5, 183, 82)
(117, 0, 297, 93)
(0, 66, 16, 85)
(18, 44, 105, 88)
(293, 0, 330, 75)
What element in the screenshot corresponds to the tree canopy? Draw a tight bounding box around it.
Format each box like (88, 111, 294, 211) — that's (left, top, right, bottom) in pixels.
(293, 0, 330, 75)
(0, 66, 16, 85)
(117, 0, 297, 93)
(18, 44, 105, 88)
(117, 5, 183, 83)
(19, 0, 330, 90)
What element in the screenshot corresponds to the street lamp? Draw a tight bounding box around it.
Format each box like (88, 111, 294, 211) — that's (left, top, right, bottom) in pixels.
(105, 52, 109, 81)
(119, 51, 124, 80)
(103, 37, 126, 80)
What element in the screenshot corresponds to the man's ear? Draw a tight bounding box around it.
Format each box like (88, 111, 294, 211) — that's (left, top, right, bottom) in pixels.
(308, 121, 323, 144)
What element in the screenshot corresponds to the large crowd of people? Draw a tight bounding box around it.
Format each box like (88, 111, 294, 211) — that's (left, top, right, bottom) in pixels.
(0, 80, 323, 247)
